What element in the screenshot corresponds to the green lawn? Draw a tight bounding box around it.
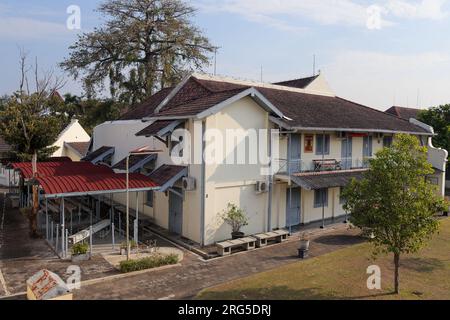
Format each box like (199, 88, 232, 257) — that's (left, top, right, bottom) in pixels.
(197, 218, 450, 300)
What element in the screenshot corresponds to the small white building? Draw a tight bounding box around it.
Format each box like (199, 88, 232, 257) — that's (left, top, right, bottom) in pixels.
(88, 73, 448, 246)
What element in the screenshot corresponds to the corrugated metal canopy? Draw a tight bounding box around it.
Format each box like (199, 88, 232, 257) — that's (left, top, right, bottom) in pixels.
(147, 165, 187, 192)
(112, 153, 157, 172)
(10, 161, 113, 179)
(291, 170, 367, 190)
(37, 173, 159, 198)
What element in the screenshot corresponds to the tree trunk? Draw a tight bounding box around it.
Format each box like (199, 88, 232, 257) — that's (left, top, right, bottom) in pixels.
(394, 252, 400, 294)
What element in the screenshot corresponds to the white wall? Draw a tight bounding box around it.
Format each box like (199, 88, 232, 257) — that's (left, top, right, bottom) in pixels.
(203, 97, 272, 245)
(52, 119, 90, 158)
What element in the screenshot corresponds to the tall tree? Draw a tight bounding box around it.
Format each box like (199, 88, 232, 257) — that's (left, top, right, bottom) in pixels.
(343, 134, 447, 294)
(0, 51, 65, 237)
(60, 0, 215, 105)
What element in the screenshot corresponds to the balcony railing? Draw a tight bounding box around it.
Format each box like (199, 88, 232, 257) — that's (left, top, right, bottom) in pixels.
(275, 157, 373, 175)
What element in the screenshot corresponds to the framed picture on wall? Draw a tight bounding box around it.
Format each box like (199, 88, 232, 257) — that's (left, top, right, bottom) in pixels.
(304, 135, 314, 153)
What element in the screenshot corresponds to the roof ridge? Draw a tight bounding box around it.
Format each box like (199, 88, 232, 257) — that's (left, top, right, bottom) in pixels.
(192, 73, 335, 97)
(335, 96, 421, 126)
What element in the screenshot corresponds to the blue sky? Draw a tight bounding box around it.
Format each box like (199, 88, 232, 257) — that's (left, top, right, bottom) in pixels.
(1, 0, 450, 110)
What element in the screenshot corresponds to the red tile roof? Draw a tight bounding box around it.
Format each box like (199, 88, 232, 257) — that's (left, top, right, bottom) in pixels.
(385, 106, 421, 120)
(119, 87, 174, 120)
(118, 74, 429, 134)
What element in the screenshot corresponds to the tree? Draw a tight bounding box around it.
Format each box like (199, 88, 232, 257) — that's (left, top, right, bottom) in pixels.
(343, 134, 447, 294)
(60, 0, 215, 105)
(0, 51, 65, 237)
(418, 105, 450, 178)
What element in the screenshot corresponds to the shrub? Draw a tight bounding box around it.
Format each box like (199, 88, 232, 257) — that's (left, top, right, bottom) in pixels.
(221, 203, 249, 233)
(120, 240, 138, 250)
(119, 254, 179, 273)
(72, 242, 89, 255)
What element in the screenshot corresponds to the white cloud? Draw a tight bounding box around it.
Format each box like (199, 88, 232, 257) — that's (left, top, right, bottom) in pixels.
(195, 0, 449, 32)
(386, 0, 448, 20)
(0, 17, 70, 40)
(324, 50, 450, 109)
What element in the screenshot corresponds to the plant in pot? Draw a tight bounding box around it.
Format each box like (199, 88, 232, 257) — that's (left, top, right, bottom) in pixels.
(298, 232, 310, 259)
(71, 242, 90, 262)
(221, 203, 249, 239)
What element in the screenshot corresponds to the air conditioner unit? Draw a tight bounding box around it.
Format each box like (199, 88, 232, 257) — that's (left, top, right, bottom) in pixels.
(255, 181, 269, 193)
(182, 177, 196, 191)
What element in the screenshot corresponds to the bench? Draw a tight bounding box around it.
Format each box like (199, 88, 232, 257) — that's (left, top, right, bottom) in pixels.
(313, 159, 342, 172)
(253, 230, 290, 248)
(216, 237, 257, 256)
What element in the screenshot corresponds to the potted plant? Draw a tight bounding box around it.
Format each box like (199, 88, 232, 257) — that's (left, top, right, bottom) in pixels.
(298, 232, 310, 259)
(71, 242, 90, 262)
(221, 203, 249, 239)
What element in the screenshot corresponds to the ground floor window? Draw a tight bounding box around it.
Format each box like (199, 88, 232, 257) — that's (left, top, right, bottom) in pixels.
(146, 190, 154, 207)
(314, 188, 328, 208)
(383, 136, 393, 148)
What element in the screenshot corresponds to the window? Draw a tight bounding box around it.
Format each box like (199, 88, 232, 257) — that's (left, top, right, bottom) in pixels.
(146, 191, 154, 207)
(315, 134, 330, 156)
(363, 136, 373, 157)
(304, 135, 314, 153)
(314, 188, 328, 208)
(339, 187, 346, 205)
(383, 136, 393, 148)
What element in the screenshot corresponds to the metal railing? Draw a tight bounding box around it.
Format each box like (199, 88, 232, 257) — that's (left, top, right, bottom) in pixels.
(276, 157, 373, 175)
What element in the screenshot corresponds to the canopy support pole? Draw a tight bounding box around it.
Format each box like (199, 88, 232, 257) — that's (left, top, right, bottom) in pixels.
(135, 192, 139, 243)
(61, 198, 65, 257)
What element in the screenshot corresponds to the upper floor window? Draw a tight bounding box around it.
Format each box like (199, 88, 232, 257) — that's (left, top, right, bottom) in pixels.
(363, 136, 373, 157)
(315, 134, 330, 156)
(314, 188, 328, 208)
(383, 136, 393, 148)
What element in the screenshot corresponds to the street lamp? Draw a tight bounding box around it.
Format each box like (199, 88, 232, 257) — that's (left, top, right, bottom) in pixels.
(125, 146, 157, 260)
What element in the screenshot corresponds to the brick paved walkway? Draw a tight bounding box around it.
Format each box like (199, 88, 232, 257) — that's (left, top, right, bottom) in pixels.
(0, 192, 365, 300)
(74, 225, 364, 300)
(0, 193, 118, 296)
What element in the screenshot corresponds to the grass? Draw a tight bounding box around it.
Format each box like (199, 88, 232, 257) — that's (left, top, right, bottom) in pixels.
(197, 218, 450, 300)
(119, 253, 179, 273)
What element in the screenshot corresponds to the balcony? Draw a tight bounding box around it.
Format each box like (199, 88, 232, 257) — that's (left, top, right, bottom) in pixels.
(276, 157, 373, 175)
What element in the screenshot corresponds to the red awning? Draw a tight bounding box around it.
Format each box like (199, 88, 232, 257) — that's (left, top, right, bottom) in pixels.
(37, 173, 159, 198)
(10, 161, 113, 179)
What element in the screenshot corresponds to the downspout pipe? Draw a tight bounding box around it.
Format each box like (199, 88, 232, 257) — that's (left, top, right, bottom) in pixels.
(267, 128, 273, 232)
(200, 120, 206, 247)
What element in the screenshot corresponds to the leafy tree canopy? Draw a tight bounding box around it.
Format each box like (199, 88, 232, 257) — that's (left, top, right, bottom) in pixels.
(343, 134, 447, 293)
(60, 0, 215, 105)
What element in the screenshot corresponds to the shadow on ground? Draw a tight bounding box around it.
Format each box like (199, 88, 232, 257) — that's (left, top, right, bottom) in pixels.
(313, 234, 365, 246)
(401, 257, 446, 273)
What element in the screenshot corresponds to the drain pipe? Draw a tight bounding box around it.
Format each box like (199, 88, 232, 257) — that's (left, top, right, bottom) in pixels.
(199, 120, 206, 247)
(267, 128, 273, 232)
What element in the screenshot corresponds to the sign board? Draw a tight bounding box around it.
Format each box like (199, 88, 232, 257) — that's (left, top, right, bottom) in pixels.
(26, 269, 72, 300)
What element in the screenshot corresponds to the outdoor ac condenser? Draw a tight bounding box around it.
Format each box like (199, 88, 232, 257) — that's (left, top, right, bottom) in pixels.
(182, 177, 196, 191)
(255, 181, 269, 193)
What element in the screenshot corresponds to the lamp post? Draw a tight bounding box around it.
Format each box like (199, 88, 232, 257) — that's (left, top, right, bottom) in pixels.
(125, 146, 156, 261)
